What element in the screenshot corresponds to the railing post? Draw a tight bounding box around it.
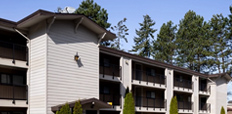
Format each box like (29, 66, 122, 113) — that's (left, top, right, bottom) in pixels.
(147, 97, 148, 110)
(12, 84, 15, 104)
(12, 44, 15, 64)
(146, 73, 148, 85)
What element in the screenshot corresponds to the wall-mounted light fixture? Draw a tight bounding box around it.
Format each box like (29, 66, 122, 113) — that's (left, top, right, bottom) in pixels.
(74, 52, 79, 61)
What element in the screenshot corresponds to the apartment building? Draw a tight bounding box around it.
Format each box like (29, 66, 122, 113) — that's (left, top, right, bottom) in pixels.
(0, 9, 231, 114)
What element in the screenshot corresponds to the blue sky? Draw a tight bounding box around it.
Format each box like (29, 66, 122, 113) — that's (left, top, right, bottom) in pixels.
(0, 0, 231, 100)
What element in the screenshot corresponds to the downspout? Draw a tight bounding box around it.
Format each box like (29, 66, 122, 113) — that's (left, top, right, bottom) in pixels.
(47, 16, 56, 33)
(97, 32, 106, 46)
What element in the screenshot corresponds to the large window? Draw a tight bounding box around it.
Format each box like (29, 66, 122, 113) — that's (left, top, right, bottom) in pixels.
(100, 86, 110, 94)
(146, 68, 155, 76)
(0, 73, 25, 85)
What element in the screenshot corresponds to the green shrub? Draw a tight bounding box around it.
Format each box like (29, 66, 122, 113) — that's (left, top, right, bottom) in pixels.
(73, 100, 82, 114)
(123, 92, 135, 114)
(56, 102, 71, 114)
(221, 106, 225, 114)
(170, 96, 178, 114)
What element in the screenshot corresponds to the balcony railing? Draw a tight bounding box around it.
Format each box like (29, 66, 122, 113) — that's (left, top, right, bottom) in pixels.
(199, 103, 211, 112)
(132, 70, 165, 85)
(0, 41, 28, 64)
(0, 84, 28, 103)
(199, 83, 210, 93)
(99, 63, 121, 79)
(134, 96, 166, 109)
(178, 101, 193, 110)
(174, 78, 192, 89)
(100, 94, 121, 107)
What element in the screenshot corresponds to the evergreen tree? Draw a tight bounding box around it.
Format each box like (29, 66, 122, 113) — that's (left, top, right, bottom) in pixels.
(111, 18, 129, 50)
(131, 15, 156, 57)
(220, 106, 225, 114)
(123, 92, 135, 114)
(56, 103, 71, 114)
(73, 100, 82, 114)
(75, 0, 110, 29)
(209, 14, 231, 73)
(153, 21, 177, 64)
(176, 10, 211, 72)
(75, 0, 111, 46)
(169, 96, 178, 114)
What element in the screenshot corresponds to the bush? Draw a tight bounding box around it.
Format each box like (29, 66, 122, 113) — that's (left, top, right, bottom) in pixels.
(73, 100, 82, 114)
(56, 102, 71, 114)
(221, 106, 225, 114)
(123, 92, 135, 114)
(170, 96, 178, 114)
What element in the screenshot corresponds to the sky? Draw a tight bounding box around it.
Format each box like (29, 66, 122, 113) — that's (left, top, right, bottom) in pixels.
(0, 0, 232, 100)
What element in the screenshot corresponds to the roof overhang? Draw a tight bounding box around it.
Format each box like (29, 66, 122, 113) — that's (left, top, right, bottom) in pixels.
(16, 10, 116, 41)
(51, 98, 111, 112)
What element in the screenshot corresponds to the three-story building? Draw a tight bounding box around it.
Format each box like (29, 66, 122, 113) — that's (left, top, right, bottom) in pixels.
(0, 9, 231, 114)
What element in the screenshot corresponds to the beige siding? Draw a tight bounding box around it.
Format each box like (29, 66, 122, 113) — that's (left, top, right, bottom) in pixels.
(29, 21, 47, 114)
(47, 20, 99, 114)
(216, 77, 228, 114)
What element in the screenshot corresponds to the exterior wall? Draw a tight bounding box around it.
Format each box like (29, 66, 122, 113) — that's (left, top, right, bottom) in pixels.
(28, 21, 47, 114)
(46, 20, 99, 114)
(165, 68, 173, 114)
(192, 75, 199, 114)
(120, 57, 132, 114)
(215, 77, 228, 114)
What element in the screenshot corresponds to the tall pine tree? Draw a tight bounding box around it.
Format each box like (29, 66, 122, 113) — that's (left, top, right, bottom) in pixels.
(209, 14, 231, 73)
(131, 15, 156, 57)
(153, 21, 177, 64)
(176, 10, 211, 72)
(110, 18, 129, 50)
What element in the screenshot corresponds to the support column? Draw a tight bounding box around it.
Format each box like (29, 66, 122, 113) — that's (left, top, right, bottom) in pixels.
(192, 75, 199, 114)
(165, 68, 174, 114)
(120, 57, 132, 114)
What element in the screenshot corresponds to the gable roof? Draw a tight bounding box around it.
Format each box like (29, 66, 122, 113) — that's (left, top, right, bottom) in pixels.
(99, 46, 232, 79)
(0, 9, 116, 41)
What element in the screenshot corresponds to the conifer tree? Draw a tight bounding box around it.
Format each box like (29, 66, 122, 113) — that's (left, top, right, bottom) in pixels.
(111, 18, 129, 50)
(176, 10, 211, 72)
(56, 103, 71, 114)
(123, 92, 135, 114)
(220, 106, 225, 114)
(209, 14, 231, 73)
(73, 100, 82, 114)
(131, 15, 156, 57)
(169, 96, 178, 114)
(153, 21, 177, 64)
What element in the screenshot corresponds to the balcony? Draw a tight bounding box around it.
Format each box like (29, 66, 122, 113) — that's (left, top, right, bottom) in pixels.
(135, 96, 166, 108)
(0, 41, 28, 63)
(132, 69, 166, 89)
(99, 53, 121, 82)
(199, 81, 210, 95)
(99, 80, 121, 110)
(199, 103, 211, 113)
(174, 74, 193, 93)
(100, 94, 121, 108)
(0, 84, 28, 103)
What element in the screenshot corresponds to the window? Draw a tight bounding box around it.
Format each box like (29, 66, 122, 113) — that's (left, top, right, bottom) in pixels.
(146, 68, 155, 76)
(146, 91, 155, 99)
(103, 58, 110, 67)
(1, 74, 11, 84)
(13, 75, 24, 85)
